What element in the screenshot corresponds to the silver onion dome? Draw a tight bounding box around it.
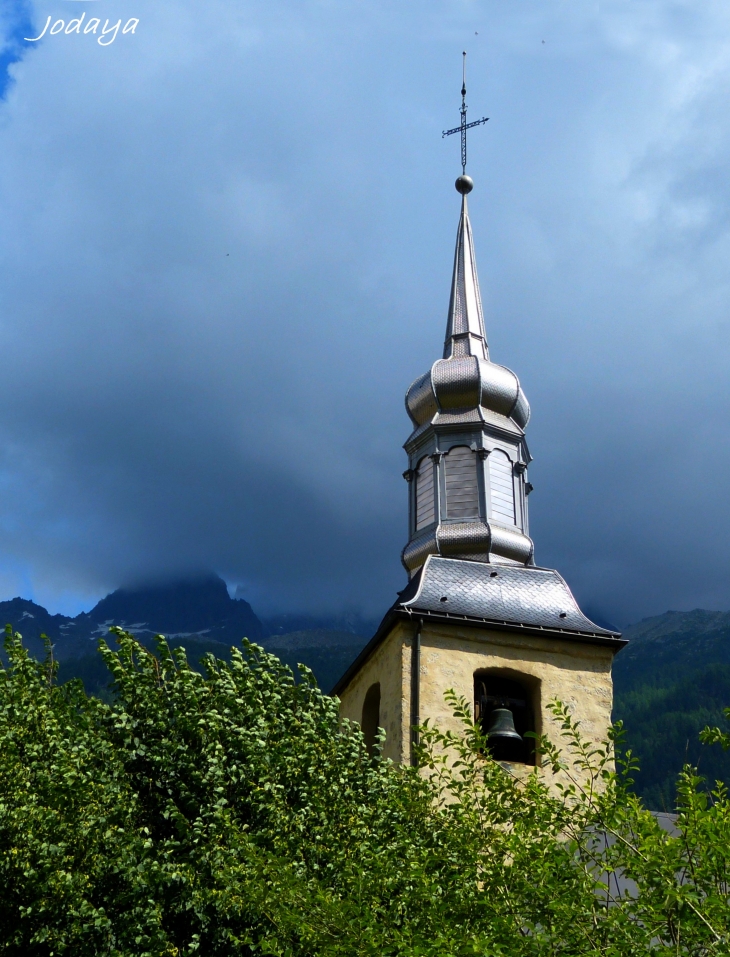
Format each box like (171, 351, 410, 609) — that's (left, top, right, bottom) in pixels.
(406, 358, 530, 431)
(401, 181, 534, 574)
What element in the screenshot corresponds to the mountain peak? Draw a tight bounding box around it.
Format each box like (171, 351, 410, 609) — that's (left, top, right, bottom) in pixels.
(81, 573, 263, 638)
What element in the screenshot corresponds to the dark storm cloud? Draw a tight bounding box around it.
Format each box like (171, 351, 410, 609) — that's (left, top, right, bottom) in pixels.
(0, 0, 729, 622)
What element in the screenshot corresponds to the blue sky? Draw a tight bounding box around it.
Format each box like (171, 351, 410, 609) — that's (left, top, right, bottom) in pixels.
(0, 1, 31, 100)
(0, 0, 730, 625)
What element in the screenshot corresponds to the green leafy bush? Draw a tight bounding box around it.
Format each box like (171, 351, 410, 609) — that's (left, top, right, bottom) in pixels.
(1, 626, 730, 955)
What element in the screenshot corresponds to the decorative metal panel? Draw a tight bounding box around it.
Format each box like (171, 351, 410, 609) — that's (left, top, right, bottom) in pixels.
(415, 456, 435, 530)
(444, 446, 479, 519)
(489, 450, 515, 525)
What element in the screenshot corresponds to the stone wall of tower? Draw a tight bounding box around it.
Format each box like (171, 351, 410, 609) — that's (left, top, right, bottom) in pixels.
(337, 619, 615, 791)
(415, 621, 614, 777)
(337, 621, 413, 765)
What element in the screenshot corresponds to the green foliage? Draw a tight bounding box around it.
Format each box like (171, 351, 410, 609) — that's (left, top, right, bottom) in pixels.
(700, 715, 730, 751)
(2, 625, 730, 955)
(55, 636, 237, 703)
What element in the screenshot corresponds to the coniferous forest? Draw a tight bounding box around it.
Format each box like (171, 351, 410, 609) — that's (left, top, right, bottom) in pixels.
(612, 610, 730, 809)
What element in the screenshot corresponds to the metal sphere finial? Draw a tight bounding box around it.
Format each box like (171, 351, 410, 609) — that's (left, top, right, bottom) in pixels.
(455, 174, 474, 194)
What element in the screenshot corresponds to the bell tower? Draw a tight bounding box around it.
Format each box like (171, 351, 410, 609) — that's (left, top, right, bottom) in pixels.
(334, 64, 626, 770)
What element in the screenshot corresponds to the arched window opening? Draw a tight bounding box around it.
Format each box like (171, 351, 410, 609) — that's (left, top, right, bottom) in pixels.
(361, 682, 381, 756)
(474, 672, 537, 765)
(444, 446, 479, 519)
(415, 456, 435, 530)
(489, 450, 515, 526)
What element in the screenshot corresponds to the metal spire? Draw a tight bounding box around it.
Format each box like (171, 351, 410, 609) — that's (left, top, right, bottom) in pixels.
(442, 52, 488, 176)
(443, 193, 488, 359)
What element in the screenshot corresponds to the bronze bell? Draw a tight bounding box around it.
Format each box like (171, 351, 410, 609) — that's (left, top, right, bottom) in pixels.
(485, 706, 524, 762)
(485, 707, 522, 744)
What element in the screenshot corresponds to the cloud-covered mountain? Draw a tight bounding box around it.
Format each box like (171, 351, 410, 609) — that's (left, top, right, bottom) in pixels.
(0, 574, 373, 694)
(0, 575, 263, 661)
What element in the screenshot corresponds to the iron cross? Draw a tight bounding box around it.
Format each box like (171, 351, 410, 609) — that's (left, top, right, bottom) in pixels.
(442, 52, 489, 174)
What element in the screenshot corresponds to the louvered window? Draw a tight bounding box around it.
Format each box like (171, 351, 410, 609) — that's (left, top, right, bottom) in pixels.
(444, 446, 479, 519)
(415, 456, 435, 530)
(489, 450, 515, 525)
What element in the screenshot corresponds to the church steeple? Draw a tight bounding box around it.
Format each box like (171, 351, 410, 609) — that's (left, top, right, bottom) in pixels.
(402, 173, 533, 574)
(334, 63, 624, 778)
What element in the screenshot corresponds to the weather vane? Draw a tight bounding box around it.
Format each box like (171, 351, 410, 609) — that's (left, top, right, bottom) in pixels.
(442, 51, 489, 177)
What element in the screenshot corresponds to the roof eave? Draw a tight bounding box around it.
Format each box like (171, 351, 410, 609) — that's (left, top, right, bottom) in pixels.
(330, 606, 626, 697)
